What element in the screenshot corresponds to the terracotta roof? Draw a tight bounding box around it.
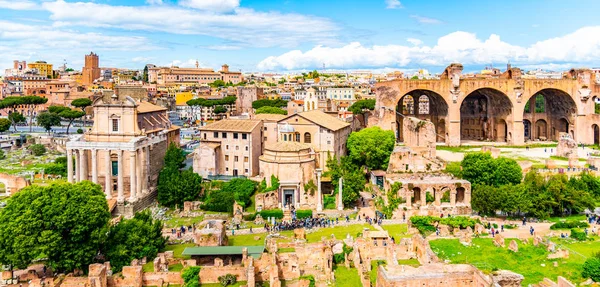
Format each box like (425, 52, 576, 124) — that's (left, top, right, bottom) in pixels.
(254, 114, 286, 122)
(199, 119, 262, 133)
(289, 109, 350, 131)
(136, 101, 167, 113)
(292, 100, 304, 105)
(265, 141, 311, 152)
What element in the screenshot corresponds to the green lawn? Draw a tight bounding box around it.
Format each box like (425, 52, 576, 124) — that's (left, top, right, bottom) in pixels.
(168, 263, 184, 272)
(277, 247, 295, 253)
(397, 258, 420, 266)
(430, 238, 599, 285)
(142, 262, 154, 272)
(200, 282, 246, 287)
(163, 214, 205, 228)
(381, 224, 410, 239)
(165, 243, 196, 259)
(228, 224, 375, 246)
(333, 265, 361, 287)
(547, 214, 587, 223)
(370, 260, 387, 286)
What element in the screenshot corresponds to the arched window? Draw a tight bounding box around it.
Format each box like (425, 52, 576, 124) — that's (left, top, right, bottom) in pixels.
(418, 95, 430, 115)
(402, 95, 414, 114)
(304, 132, 312, 143)
(284, 134, 288, 141)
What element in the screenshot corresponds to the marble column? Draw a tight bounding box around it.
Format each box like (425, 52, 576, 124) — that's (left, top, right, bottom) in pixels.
(105, 150, 112, 199)
(434, 189, 441, 206)
(421, 189, 427, 206)
(91, 149, 98, 184)
(67, 149, 73, 183)
(117, 150, 124, 203)
(74, 150, 80, 182)
(129, 151, 137, 202)
(143, 146, 150, 194)
(136, 149, 142, 198)
(337, 177, 344, 211)
(450, 189, 457, 206)
(315, 168, 323, 211)
(79, 149, 88, 181)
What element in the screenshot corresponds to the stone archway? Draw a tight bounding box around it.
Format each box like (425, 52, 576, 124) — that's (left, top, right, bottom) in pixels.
(593, 124, 599, 145)
(523, 88, 577, 141)
(523, 119, 532, 140)
(396, 90, 448, 143)
(459, 88, 513, 142)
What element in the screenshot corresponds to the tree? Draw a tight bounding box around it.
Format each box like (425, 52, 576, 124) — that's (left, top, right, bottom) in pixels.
(28, 144, 46, 156)
(182, 266, 201, 287)
(210, 79, 226, 88)
(348, 99, 376, 115)
(21, 96, 48, 132)
(37, 111, 61, 134)
(326, 156, 364, 207)
(0, 181, 110, 272)
(8, 112, 25, 132)
(256, 106, 287, 115)
(157, 144, 203, 207)
(0, 118, 10, 133)
(493, 157, 523, 186)
(346, 126, 396, 170)
(213, 106, 227, 115)
(142, 66, 149, 83)
(582, 253, 600, 282)
(460, 153, 522, 187)
(49, 106, 86, 134)
(103, 211, 166, 272)
(44, 156, 68, 177)
(202, 179, 256, 212)
(71, 98, 93, 128)
(251, 99, 287, 109)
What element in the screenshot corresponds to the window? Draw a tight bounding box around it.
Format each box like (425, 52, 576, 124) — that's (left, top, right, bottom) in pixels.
(242, 133, 247, 140)
(225, 155, 229, 161)
(236, 146, 239, 150)
(226, 167, 229, 172)
(244, 156, 248, 162)
(226, 145, 229, 150)
(264, 127, 267, 131)
(304, 132, 312, 143)
(264, 137, 267, 141)
(327, 140, 331, 145)
(111, 160, 118, 176)
(203, 133, 207, 140)
(245, 146, 249, 151)
(245, 169, 249, 173)
(214, 132, 218, 138)
(222, 132, 227, 138)
(234, 156, 239, 162)
(111, 119, 119, 132)
(284, 134, 288, 141)
(233, 133, 239, 139)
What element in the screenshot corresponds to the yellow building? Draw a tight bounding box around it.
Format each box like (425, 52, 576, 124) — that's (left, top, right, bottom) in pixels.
(27, 61, 53, 78)
(175, 91, 194, 105)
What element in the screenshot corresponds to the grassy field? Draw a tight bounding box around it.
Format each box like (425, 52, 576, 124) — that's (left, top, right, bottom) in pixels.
(333, 265, 362, 287)
(228, 224, 375, 246)
(397, 258, 420, 266)
(430, 238, 600, 285)
(381, 224, 410, 239)
(547, 214, 587, 223)
(200, 282, 246, 287)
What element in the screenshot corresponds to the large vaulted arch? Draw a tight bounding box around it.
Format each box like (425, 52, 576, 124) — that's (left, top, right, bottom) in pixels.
(460, 88, 513, 143)
(522, 88, 577, 141)
(396, 89, 449, 143)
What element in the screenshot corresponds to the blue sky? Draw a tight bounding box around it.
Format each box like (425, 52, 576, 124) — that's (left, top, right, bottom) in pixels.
(1, 0, 600, 73)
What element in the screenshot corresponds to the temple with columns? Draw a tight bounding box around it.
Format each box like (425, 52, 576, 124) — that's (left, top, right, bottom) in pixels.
(66, 94, 180, 216)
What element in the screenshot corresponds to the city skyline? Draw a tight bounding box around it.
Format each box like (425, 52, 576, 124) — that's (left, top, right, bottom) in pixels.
(1, 0, 600, 73)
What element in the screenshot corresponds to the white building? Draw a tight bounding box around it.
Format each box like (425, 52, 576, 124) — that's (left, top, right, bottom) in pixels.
(326, 87, 355, 101)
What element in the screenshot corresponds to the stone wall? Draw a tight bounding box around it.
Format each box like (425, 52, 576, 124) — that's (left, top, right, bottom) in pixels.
(0, 173, 31, 195)
(198, 266, 247, 284)
(376, 263, 493, 287)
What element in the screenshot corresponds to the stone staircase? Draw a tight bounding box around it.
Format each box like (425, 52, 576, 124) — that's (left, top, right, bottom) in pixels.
(282, 209, 292, 222)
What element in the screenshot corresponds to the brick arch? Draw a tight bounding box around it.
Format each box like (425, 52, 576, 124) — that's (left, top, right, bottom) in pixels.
(522, 88, 577, 141)
(459, 87, 513, 142)
(395, 89, 449, 143)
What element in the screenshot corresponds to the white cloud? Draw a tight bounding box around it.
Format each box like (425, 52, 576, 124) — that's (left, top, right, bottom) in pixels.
(410, 15, 442, 24)
(41, 0, 338, 48)
(178, 0, 239, 12)
(385, 0, 402, 9)
(203, 45, 243, 51)
(257, 26, 600, 70)
(407, 38, 422, 46)
(132, 57, 154, 63)
(0, 0, 40, 10)
(0, 20, 157, 73)
(168, 59, 203, 68)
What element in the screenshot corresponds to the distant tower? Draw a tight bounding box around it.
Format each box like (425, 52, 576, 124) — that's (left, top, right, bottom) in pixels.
(82, 52, 100, 86)
(195, 60, 199, 69)
(221, 64, 229, 73)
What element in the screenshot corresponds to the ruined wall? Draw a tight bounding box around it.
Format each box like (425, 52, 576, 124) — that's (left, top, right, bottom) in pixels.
(198, 266, 247, 284)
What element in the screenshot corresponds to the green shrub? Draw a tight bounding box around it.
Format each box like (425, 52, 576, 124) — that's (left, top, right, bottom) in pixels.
(581, 253, 600, 282)
(243, 213, 257, 221)
(77, 128, 84, 134)
(504, 224, 518, 229)
(182, 266, 201, 287)
(299, 275, 315, 287)
(323, 195, 336, 209)
(410, 216, 480, 235)
(28, 144, 46, 156)
(259, 209, 283, 219)
(296, 209, 313, 219)
(550, 221, 589, 230)
(0, 149, 5, 160)
(218, 274, 237, 286)
(570, 228, 587, 241)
